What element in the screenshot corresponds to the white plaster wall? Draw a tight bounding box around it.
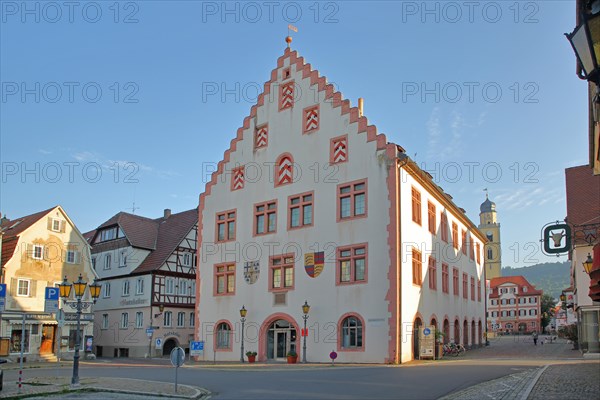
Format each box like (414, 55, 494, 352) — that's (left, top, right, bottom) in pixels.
(198, 55, 392, 363)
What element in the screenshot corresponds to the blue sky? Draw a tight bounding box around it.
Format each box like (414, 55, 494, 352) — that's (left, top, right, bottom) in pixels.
(0, 1, 584, 267)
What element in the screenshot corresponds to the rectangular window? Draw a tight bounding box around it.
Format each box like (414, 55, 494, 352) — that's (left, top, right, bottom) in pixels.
(120, 313, 129, 329)
(104, 254, 111, 270)
(32, 245, 44, 260)
(177, 312, 185, 327)
(189, 312, 195, 327)
(470, 276, 475, 301)
(428, 257, 437, 290)
(215, 264, 236, 295)
(136, 278, 144, 295)
(216, 210, 236, 242)
(66, 250, 78, 264)
(119, 250, 127, 267)
(469, 235, 475, 260)
(165, 278, 175, 295)
(476, 243, 481, 264)
(477, 280, 482, 302)
(337, 244, 367, 285)
(270, 254, 295, 291)
(135, 312, 143, 328)
(441, 214, 449, 242)
(461, 230, 467, 255)
(181, 253, 192, 267)
(427, 201, 436, 234)
(412, 248, 422, 286)
(337, 179, 367, 220)
(462, 273, 468, 299)
(122, 280, 130, 296)
(452, 222, 459, 249)
(442, 263, 449, 293)
(102, 314, 109, 329)
(453, 268, 459, 296)
(288, 192, 313, 229)
(103, 282, 111, 298)
(254, 201, 277, 235)
(164, 311, 172, 327)
(411, 187, 422, 225)
(51, 218, 62, 232)
(17, 279, 30, 297)
(100, 227, 117, 242)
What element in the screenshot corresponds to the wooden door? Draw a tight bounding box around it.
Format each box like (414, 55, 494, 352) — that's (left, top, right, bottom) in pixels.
(40, 325, 56, 354)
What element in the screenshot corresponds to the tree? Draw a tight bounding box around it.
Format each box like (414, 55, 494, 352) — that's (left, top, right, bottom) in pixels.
(540, 293, 556, 332)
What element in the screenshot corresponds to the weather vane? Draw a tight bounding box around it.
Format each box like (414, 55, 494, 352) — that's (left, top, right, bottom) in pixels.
(286, 24, 298, 47)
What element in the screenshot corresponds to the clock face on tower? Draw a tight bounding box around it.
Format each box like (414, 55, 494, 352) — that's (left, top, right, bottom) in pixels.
(486, 231, 493, 241)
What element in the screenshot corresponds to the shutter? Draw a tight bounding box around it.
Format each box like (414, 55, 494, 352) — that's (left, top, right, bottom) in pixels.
(30, 280, 37, 297)
(25, 243, 32, 259)
(47, 217, 53, 230)
(62, 249, 67, 263)
(60, 220, 66, 233)
(10, 278, 17, 296)
(43, 246, 49, 260)
(75, 251, 81, 264)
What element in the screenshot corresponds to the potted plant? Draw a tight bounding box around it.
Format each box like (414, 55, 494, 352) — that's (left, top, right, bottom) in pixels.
(246, 351, 257, 363)
(286, 350, 298, 364)
(435, 330, 445, 359)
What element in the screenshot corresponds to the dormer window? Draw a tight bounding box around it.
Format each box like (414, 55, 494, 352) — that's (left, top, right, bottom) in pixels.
(99, 227, 118, 242)
(523, 286, 527, 292)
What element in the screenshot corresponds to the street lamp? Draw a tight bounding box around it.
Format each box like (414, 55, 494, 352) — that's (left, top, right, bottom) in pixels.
(154, 304, 165, 318)
(239, 306, 247, 363)
(560, 293, 567, 303)
(301, 300, 310, 363)
(583, 253, 594, 274)
(59, 274, 101, 387)
(565, 2, 600, 84)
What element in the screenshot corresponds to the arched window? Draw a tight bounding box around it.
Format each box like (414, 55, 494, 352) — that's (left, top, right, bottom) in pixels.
(216, 322, 231, 349)
(487, 248, 493, 260)
(341, 316, 363, 349)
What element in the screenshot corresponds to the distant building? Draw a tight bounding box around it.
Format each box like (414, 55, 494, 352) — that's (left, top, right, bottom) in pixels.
(565, 165, 600, 354)
(0, 206, 96, 362)
(196, 42, 487, 364)
(479, 195, 502, 279)
(87, 208, 197, 358)
(487, 276, 542, 334)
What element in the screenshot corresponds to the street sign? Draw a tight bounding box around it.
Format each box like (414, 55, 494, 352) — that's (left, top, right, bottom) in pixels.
(190, 341, 204, 356)
(63, 313, 94, 321)
(155, 338, 163, 349)
(0, 283, 6, 312)
(419, 326, 435, 359)
(170, 346, 185, 367)
(44, 287, 59, 313)
(146, 328, 154, 338)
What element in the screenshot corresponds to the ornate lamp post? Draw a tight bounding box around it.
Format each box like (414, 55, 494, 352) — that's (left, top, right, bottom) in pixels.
(583, 253, 594, 274)
(59, 274, 101, 387)
(565, 2, 600, 85)
(302, 300, 310, 363)
(239, 306, 247, 362)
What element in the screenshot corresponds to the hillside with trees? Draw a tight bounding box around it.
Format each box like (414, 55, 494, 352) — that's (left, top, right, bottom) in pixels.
(501, 261, 570, 299)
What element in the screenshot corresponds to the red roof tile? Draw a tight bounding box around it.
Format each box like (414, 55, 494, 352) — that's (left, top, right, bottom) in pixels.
(488, 275, 542, 298)
(93, 212, 160, 250)
(565, 165, 600, 228)
(0, 207, 56, 266)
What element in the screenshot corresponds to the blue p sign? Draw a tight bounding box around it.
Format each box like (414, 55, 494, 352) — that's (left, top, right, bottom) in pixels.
(0, 283, 6, 298)
(45, 287, 59, 300)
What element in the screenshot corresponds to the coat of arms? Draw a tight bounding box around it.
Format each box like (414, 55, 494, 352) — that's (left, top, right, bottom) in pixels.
(304, 252, 324, 278)
(244, 261, 260, 284)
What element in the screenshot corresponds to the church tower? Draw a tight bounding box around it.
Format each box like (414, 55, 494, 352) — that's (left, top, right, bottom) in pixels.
(479, 194, 502, 279)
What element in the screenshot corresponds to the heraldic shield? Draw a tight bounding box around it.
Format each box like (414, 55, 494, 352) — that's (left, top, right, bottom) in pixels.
(244, 261, 260, 284)
(304, 251, 324, 278)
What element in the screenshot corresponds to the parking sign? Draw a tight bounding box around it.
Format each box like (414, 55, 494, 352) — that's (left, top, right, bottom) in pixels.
(44, 287, 59, 313)
(0, 283, 6, 312)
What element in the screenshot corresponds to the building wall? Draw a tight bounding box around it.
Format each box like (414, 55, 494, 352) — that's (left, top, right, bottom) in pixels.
(1, 207, 96, 361)
(487, 284, 541, 334)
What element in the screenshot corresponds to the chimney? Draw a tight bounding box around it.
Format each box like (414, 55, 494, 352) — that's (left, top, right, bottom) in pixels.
(358, 98, 364, 118)
(163, 209, 171, 219)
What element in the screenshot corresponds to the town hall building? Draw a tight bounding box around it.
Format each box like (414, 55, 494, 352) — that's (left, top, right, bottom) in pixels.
(195, 39, 487, 363)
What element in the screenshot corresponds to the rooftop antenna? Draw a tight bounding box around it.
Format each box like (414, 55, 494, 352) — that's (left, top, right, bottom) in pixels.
(130, 186, 140, 214)
(483, 188, 488, 199)
(286, 24, 298, 48)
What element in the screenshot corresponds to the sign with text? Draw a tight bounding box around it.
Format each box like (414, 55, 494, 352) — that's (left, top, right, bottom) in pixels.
(190, 341, 204, 356)
(44, 287, 60, 313)
(64, 313, 94, 321)
(419, 326, 435, 359)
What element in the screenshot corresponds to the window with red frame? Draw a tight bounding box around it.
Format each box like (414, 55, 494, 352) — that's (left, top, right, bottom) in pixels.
(452, 222, 459, 249)
(412, 248, 422, 286)
(215, 264, 235, 295)
(470, 276, 475, 301)
(411, 187, 422, 225)
(441, 213, 449, 242)
(476, 243, 481, 264)
(428, 201, 436, 234)
(428, 257, 437, 290)
(442, 263, 449, 293)
(452, 268, 459, 296)
(462, 273, 468, 299)
(270, 255, 294, 290)
(289, 193, 313, 229)
(216, 211, 236, 242)
(255, 201, 277, 235)
(338, 244, 367, 284)
(477, 279, 482, 302)
(461, 230, 467, 255)
(469, 235, 475, 260)
(338, 180, 366, 220)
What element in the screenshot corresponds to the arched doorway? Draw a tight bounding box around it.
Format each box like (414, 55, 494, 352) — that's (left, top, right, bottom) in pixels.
(463, 320, 469, 347)
(443, 319, 450, 344)
(478, 321, 483, 346)
(413, 317, 422, 359)
(266, 319, 297, 361)
(454, 319, 460, 344)
(162, 338, 178, 356)
(518, 322, 527, 333)
(471, 321, 476, 349)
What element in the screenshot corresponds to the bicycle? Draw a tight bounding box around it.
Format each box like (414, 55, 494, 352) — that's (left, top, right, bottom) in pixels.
(442, 342, 466, 357)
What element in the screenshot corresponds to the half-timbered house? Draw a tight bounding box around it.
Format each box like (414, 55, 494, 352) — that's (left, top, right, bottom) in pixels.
(88, 208, 197, 358)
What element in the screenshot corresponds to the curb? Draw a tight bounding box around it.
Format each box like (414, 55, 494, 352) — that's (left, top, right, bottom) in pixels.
(518, 365, 548, 400)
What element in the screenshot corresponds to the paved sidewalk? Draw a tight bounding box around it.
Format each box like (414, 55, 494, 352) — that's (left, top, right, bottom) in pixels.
(0, 375, 208, 399)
